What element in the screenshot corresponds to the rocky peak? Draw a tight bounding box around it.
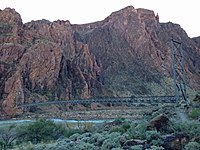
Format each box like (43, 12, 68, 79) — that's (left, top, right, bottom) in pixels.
(109, 6, 137, 17)
(192, 36, 200, 49)
(137, 8, 158, 22)
(0, 8, 23, 26)
(105, 6, 158, 25)
(73, 6, 158, 34)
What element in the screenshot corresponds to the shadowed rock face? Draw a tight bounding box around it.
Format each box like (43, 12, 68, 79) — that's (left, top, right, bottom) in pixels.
(192, 36, 200, 49)
(0, 6, 200, 116)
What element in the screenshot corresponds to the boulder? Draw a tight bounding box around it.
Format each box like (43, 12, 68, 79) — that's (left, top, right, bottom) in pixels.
(123, 139, 146, 149)
(147, 114, 170, 132)
(161, 133, 189, 150)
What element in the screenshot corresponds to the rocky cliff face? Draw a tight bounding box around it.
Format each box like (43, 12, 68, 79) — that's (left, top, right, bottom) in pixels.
(192, 36, 200, 49)
(0, 6, 200, 116)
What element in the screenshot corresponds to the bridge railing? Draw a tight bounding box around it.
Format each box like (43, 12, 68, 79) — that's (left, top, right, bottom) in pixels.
(16, 96, 177, 108)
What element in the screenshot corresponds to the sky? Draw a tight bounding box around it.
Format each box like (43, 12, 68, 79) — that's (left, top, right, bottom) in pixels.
(0, 0, 199, 38)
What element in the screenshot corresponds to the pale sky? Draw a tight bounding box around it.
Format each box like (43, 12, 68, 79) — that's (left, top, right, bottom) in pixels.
(0, 0, 199, 37)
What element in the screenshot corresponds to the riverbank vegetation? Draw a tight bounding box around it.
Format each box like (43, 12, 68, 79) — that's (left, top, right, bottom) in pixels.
(0, 105, 200, 150)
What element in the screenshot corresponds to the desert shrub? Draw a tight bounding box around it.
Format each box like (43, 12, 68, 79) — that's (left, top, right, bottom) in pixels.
(110, 126, 126, 133)
(90, 132, 107, 147)
(55, 138, 72, 149)
(111, 148, 124, 150)
(146, 145, 165, 150)
(34, 139, 74, 150)
(34, 143, 57, 150)
(110, 122, 131, 133)
(0, 140, 5, 150)
(145, 130, 163, 146)
(101, 132, 123, 150)
(172, 121, 200, 139)
(105, 132, 121, 140)
(17, 119, 68, 144)
(55, 140, 75, 150)
(122, 122, 131, 131)
(129, 121, 148, 139)
(82, 122, 95, 132)
(102, 133, 127, 148)
(69, 133, 81, 141)
(24, 141, 35, 150)
(119, 133, 129, 145)
(74, 141, 96, 150)
(184, 142, 200, 150)
(64, 128, 83, 138)
(35, 138, 97, 150)
(0, 124, 17, 149)
(14, 141, 36, 150)
(76, 132, 92, 143)
(87, 132, 103, 144)
(101, 138, 121, 150)
(189, 108, 200, 119)
(77, 132, 92, 140)
(80, 136, 90, 143)
(131, 145, 143, 150)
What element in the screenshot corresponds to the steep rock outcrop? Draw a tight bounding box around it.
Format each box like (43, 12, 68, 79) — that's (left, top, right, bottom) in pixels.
(0, 8, 103, 116)
(75, 6, 200, 95)
(192, 36, 200, 49)
(0, 6, 200, 116)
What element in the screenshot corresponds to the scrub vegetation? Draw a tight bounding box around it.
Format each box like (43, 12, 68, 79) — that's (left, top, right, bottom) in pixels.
(0, 111, 200, 150)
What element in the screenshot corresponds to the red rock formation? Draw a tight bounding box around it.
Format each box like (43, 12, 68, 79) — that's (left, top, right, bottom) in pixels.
(0, 6, 200, 117)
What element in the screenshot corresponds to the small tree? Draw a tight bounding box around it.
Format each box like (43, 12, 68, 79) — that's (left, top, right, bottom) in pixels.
(17, 119, 67, 144)
(0, 124, 17, 149)
(145, 130, 164, 147)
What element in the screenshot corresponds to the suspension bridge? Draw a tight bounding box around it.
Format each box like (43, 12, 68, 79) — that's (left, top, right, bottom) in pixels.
(16, 96, 177, 109)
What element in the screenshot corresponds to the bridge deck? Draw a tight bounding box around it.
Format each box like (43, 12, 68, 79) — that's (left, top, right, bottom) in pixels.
(17, 96, 177, 108)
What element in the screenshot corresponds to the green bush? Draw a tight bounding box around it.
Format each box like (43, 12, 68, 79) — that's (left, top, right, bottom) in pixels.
(108, 121, 131, 134)
(90, 132, 106, 146)
(76, 132, 92, 144)
(25, 141, 35, 150)
(111, 148, 124, 150)
(184, 142, 200, 150)
(129, 121, 148, 139)
(145, 130, 163, 146)
(146, 145, 164, 150)
(121, 122, 131, 132)
(17, 119, 68, 144)
(82, 122, 94, 132)
(189, 108, 200, 119)
(64, 128, 83, 138)
(131, 145, 143, 150)
(34, 138, 97, 150)
(109, 126, 125, 133)
(69, 133, 81, 141)
(0, 124, 17, 149)
(87, 132, 104, 144)
(101, 132, 122, 150)
(101, 138, 121, 150)
(0, 140, 5, 150)
(74, 141, 96, 150)
(172, 121, 200, 138)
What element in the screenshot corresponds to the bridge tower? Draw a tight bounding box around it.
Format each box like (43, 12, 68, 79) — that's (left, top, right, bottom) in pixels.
(171, 39, 188, 103)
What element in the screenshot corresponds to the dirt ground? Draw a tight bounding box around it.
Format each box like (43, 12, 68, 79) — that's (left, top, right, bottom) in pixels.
(17, 105, 159, 120)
